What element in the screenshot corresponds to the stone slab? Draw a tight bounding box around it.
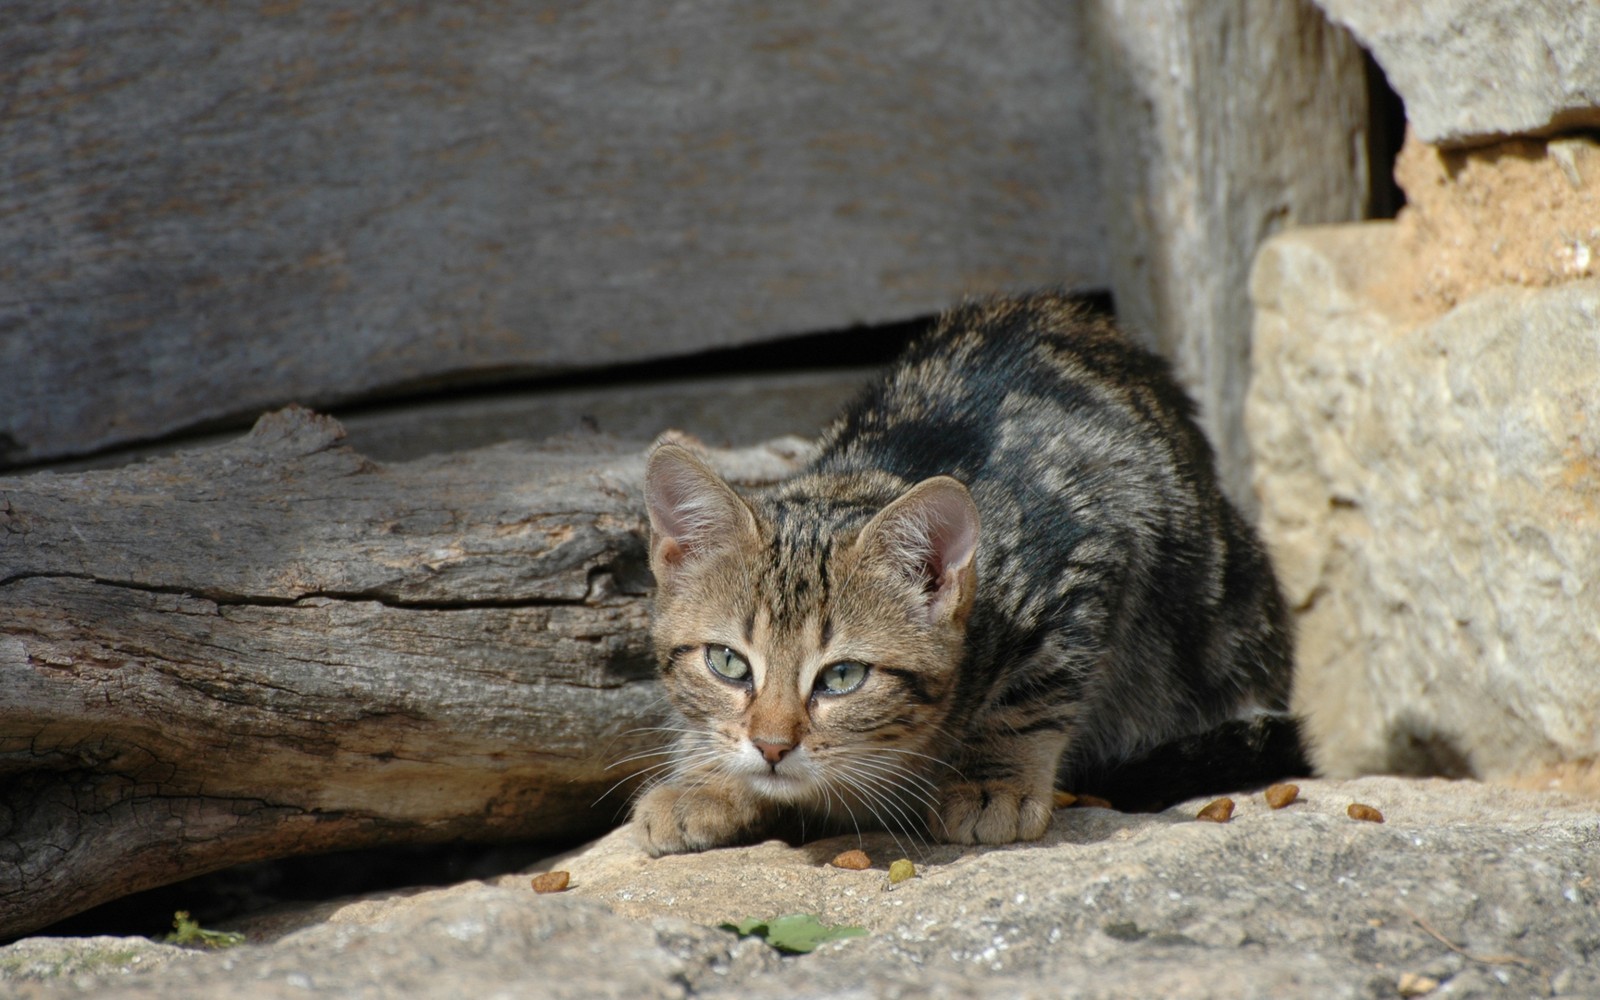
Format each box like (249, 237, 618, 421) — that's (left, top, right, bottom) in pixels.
(6, 777, 1596, 998)
(1248, 224, 1600, 787)
(1317, 0, 1600, 146)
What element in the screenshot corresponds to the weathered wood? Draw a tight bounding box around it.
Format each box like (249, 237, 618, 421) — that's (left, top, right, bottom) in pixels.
(337, 369, 877, 465)
(0, 408, 809, 939)
(40, 369, 878, 475)
(0, 1, 1104, 468)
(1085, 0, 1370, 506)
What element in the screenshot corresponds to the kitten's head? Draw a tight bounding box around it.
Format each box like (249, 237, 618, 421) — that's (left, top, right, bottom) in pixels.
(641, 443, 979, 817)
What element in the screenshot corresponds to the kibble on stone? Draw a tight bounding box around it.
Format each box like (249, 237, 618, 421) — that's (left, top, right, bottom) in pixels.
(1264, 783, 1300, 809)
(1347, 803, 1385, 823)
(830, 849, 871, 871)
(531, 871, 571, 893)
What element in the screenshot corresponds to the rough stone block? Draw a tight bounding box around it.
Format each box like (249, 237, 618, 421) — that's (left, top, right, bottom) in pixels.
(1317, 0, 1600, 145)
(1248, 224, 1600, 789)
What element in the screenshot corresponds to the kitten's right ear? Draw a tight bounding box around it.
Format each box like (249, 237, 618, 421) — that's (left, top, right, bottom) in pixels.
(644, 444, 758, 588)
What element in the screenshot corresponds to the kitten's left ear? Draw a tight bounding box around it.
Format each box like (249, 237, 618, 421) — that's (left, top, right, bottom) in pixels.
(858, 476, 980, 626)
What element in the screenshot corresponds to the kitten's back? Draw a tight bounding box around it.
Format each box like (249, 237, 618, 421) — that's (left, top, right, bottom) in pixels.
(811, 294, 1294, 781)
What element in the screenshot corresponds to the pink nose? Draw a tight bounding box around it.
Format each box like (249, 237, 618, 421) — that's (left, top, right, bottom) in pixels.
(752, 739, 793, 764)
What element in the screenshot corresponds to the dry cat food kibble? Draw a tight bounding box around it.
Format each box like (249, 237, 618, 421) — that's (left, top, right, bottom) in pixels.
(1347, 803, 1385, 823)
(887, 858, 916, 884)
(1195, 797, 1235, 823)
(1073, 794, 1113, 810)
(1052, 791, 1078, 809)
(1264, 783, 1300, 809)
(530, 871, 571, 893)
(830, 849, 871, 871)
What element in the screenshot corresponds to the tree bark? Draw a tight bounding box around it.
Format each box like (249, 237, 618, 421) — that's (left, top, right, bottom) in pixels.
(0, 408, 808, 940)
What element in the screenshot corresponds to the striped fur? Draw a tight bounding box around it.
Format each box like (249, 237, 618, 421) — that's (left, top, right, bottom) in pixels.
(632, 293, 1295, 854)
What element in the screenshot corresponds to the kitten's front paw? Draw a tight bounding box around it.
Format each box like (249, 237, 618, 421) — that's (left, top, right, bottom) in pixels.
(933, 780, 1053, 845)
(632, 783, 761, 857)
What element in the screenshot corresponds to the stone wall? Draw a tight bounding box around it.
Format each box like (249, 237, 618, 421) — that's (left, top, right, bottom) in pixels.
(1251, 2, 1600, 791)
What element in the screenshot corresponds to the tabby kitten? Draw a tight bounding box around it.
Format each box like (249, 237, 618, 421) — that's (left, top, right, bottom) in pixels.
(633, 293, 1295, 855)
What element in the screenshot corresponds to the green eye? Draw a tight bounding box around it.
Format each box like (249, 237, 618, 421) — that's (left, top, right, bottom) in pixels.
(704, 645, 751, 683)
(816, 661, 868, 695)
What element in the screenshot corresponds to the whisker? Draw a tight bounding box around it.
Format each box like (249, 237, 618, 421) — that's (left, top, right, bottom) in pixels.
(836, 763, 932, 849)
(603, 747, 679, 771)
(851, 752, 942, 798)
(855, 761, 938, 840)
(870, 745, 965, 778)
(826, 770, 908, 857)
(596, 722, 704, 780)
(842, 760, 939, 816)
(827, 765, 929, 856)
(590, 699, 679, 760)
(593, 743, 727, 809)
(597, 760, 695, 813)
(616, 725, 706, 738)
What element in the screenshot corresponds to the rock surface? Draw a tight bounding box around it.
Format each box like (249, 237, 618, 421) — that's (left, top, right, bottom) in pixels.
(1370, 133, 1600, 322)
(1248, 224, 1600, 789)
(5, 778, 1597, 998)
(1316, 0, 1600, 146)
(1085, 0, 1369, 505)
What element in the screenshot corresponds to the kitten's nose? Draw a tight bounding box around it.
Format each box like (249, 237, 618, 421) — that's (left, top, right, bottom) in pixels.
(752, 738, 794, 764)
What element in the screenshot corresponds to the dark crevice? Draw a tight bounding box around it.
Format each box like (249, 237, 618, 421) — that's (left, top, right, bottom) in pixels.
(0, 571, 630, 611)
(1363, 49, 1407, 220)
(350, 312, 939, 414)
(23, 838, 570, 943)
(1, 313, 942, 476)
(5, 293, 1119, 476)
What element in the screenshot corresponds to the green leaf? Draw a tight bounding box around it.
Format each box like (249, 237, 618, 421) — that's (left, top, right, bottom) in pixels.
(720, 912, 866, 953)
(163, 910, 246, 950)
(721, 917, 770, 937)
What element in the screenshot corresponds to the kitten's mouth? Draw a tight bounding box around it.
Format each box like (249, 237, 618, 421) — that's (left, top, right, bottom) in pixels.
(746, 770, 815, 802)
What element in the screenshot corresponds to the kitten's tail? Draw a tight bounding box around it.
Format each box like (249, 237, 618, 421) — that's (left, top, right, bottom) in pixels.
(1069, 713, 1312, 812)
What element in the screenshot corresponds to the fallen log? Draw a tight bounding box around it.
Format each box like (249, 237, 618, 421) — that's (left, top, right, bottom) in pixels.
(0, 407, 809, 939)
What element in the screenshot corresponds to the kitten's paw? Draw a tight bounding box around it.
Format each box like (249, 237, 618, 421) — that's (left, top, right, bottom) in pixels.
(632, 784, 760, 857)
(933, 780, 1054, 845)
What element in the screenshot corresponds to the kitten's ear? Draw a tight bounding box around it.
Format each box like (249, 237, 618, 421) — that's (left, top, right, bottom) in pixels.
(858, 476, 980, 625)
(644, 443, 758, 588)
